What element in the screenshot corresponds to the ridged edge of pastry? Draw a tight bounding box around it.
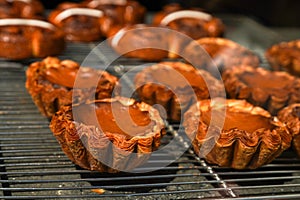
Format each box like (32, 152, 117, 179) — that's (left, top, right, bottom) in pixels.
(183, 99, 292, 169)
(49, 97, 166, 173)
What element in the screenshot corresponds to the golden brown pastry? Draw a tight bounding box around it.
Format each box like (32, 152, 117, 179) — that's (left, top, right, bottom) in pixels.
(48, 2, 105, 42)
(182, 37, 260, 76)
(0, 0, 44, 19)
(84, 0, 146, 25)
(108, 24, 170, 61)
(49, 97, 166, 173)
(134, 61, 224, 121)
(265, 40, 300, 76)
(25, 57, 120, 118)
(222, 65, 300, 115)
(183, 99, 292, 169)
(0, 18, 65, 60)
(153, 3, 225, 39)
(278, 104, 300, 157)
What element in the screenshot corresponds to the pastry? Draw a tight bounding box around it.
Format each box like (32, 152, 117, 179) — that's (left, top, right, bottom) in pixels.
(183, 99, 292, 169)
(265, 40, 300, 76)
(108, 24, 170, 61)
(278, 104, 300, 157)
(48, 2, 105, 42)
(84, 0, 146, 25)
(222, 65, 300, 115)
(0, 0, 44, 19)
(25, 57, 120, 118)
(48, 0, 146, 42)
(49, 97, 166, 173)
(0, 18, 65, 60)
(182, 37, 260, 76)
(134, 61, 224, 121)
(153, 3, 225, 39)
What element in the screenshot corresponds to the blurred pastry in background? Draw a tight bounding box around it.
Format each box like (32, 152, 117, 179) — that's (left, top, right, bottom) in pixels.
(182, 37, 260, 76)
(265, 40, 300, 77)
(0, 18, 65, 60)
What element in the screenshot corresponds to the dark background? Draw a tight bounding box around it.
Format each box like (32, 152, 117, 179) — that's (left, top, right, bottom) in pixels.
(40, 0, 300, 27)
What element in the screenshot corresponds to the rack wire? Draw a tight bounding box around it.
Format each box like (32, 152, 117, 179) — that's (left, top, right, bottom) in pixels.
(0, 15, 300, 199)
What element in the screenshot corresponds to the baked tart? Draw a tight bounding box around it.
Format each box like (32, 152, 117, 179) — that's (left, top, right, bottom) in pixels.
(26, 57, 120, 118)
(134, 61, 224, 122)
(182, 37, 260, 76)
(265, 40, 300, 76)
(49, 97, 166, 173)
(183, 99, 292, 169)
(222, 65, 300, 115)
(278, 104, 300, 157)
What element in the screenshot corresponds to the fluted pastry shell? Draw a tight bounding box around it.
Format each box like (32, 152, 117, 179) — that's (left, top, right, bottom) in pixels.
(278, 104, 300, 157)
(49, 97, 166, 173)
(183, 99, 292, 169)
(182, 37, 260, 76)
(25, 57, 120, 118)
(222, 65, 300, 115)
(265, 40, 300, 76)
(134, 61, 224, 122)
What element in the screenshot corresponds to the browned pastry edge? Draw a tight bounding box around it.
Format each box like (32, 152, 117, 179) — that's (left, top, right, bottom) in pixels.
(183, 99, 292, 169)
(134, 61, 224, 122)
(25, 57, 120, 118)
(265, 40, 300, 76)
(222, 65, 300, 115)
(278, 104, 300, 157)
(49, 97, 166, 173)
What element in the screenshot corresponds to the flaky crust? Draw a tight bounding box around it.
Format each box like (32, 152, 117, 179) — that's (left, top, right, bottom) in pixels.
(25, 57, 120, 118)
(49, 97, 166, 173)
(278, 104, 300, 157)
(182, 37, 260, 75)
(183, 99, 292, 169)
(134, 61, 224, 121)
(265, 40, 300, 76)
(222, 65, 300, 115)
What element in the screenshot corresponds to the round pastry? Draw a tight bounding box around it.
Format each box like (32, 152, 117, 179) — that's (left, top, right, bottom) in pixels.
(0, 18, 65, 60)
(183, 99, 292, 169)
(278, 104, 300, 157)
(108, 24, 170, 61)
(49, 97, 166, 173)
(134, 61, 224, 122)
(48, 2, 105, 42)
(84, 0, 146, 25)
(265, 40, 300, 76)
(182, 37, 261, 75)
(0, 0, 44, 19)
(153, 3, 225, 39)
(25, 57, 120, 118)
(222, 65, 300, 115)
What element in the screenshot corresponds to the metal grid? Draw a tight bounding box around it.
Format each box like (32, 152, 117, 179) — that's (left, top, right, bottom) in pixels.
(0, 16, 300, 199)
